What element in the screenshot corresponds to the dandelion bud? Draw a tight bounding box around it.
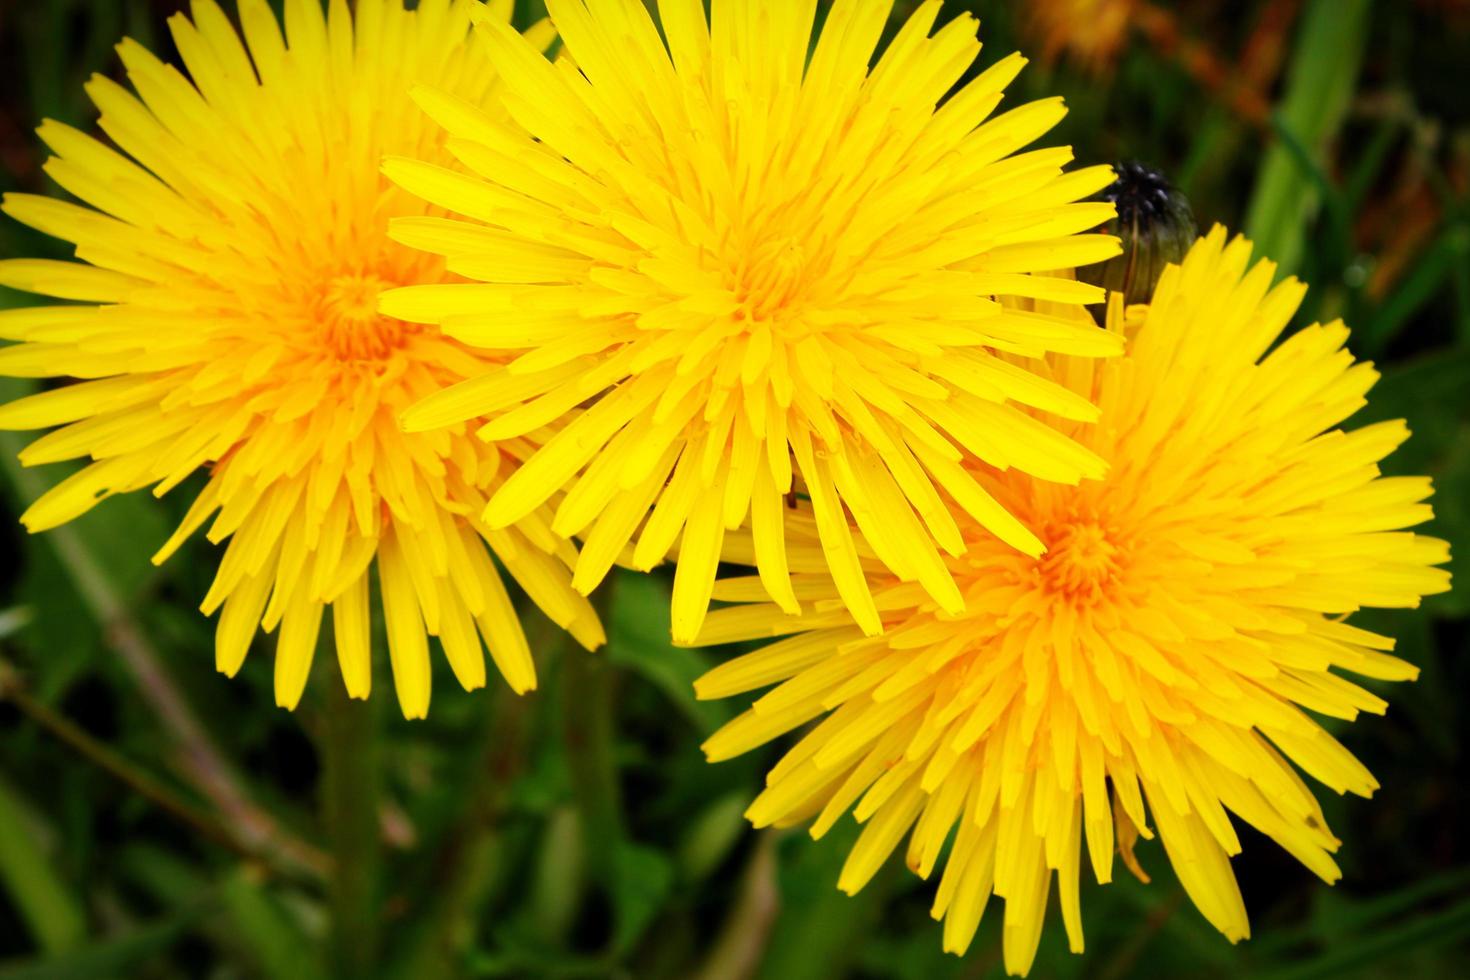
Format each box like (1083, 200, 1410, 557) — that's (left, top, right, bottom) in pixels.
(1081, 161, 1197, 304)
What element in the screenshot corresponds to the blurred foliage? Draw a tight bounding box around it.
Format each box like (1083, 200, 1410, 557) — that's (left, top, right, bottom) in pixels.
(1, 0, 1467, 977)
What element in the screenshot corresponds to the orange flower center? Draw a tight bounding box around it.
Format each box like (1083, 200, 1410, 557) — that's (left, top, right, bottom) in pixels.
(317, 272, 415, 361)
(725, 235, 818, 324)
(1037, 518, 1126, 603)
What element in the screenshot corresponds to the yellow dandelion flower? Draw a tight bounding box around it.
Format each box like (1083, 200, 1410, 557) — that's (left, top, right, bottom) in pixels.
(0, 0, 604, 719)
(693, 228, 1451, 974)
(386, 0, 1124, 645)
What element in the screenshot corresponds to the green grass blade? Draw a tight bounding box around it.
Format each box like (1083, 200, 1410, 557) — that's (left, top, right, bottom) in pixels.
(0, 918, 192, 980)
(1243, 0, 1371, 273)
(0, 779, 86, 954)
(218, 868, 326, 980)
(1255, 891, 1470, 980)
(1361, 226, 1463, 355)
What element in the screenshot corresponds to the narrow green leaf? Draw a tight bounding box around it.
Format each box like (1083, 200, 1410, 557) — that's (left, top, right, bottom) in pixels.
(1243, 0, 1370, 273)
(0, 778, 86, 954)
(529, 807, 586, 945)
(1361, 226, 1466, 356)
(609, 841, 676, 955)
(1342, 115, 1408, 216)
(218, 866, 326, 980)
(1255, 892, 1470, 980)
(678, 791, 750, 883)
(1311, 865, 1470, 941)
(0, 916, 192, 980)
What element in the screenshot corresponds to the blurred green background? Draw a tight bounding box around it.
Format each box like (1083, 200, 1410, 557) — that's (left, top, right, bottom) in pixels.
(1, 0, 1467, 977)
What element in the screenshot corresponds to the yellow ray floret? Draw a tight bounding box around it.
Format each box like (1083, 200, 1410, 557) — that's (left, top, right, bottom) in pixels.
(386, 0, 1123, 644)
(692, 228, 1451, 975)
(0, 0, 599, 719)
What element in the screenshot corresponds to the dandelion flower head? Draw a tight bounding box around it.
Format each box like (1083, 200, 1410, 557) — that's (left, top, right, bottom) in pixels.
(694, 228, 1451, 974)
(0, 0, 603, 719)
(387, 0, 1124, 644)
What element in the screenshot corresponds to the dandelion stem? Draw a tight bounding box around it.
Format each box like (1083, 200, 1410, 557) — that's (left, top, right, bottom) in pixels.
(562, 580, 625, 870)
(321, 678, 381, 979)
(383, 618, 551, 980)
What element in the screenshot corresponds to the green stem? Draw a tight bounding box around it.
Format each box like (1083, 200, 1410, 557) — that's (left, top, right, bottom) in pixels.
(562, 582, 626, 869)
(322, 681, 382, 979)
(385, 619, 554, 980)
